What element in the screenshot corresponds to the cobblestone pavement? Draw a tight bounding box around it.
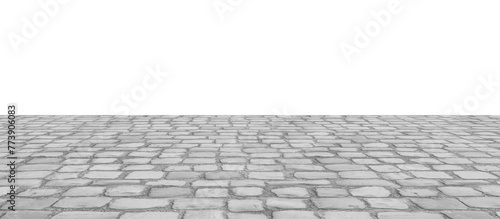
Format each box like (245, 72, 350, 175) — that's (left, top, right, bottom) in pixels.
(1, 116, 500, 219)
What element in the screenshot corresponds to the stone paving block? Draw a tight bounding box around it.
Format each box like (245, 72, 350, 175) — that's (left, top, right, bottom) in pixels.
(366, 198, 408, 209)
(442, 211, 497, 219)
(232, 187, 263, 196)
(222, 164, 245, 172)
(317, 158, 350, 164)
(60, 159, 89, 165)
(183, 158, 216, 164)
(1, 198, 58, 210)
(83, 171, 122, 179)
(295, 172, 338, 179)
(370, 165, 400, 172)
(93, 180, 141, 185)
(273, 211, 319, 219)
(53, 197, 112, 208)
(120, 212, 179, 219)
(195, 165, 219, 171)
(272, 187, 309, 197)
(378, 212, 444, 219)
(267, 180, 331, 186)
(123, 164, 155, 170)
(454, 171, 498, 179)
(45, 179, 92, 187)
(18, 164, 61, 171)
(397, 164, 430, 171)
(192, 180, 229, 187)
(438, 186, 482, 196)
(106, 185, 147, 196)
(398, 188, 438, 197)
(109, 198, 170, 209)
(151, 158, 182, 164)
(228, 200, 264, 212)
(320, 211, 373, 219)
(397, 179, 441, 187)
(206, 171, 243, 180)
(286, 164, 325, 171)
(45, 172, 79, 180)
(18, 188, 61, 197)
(312, 198, 365, 209)
(443, 180, 489, 186)
(477, 185, 500, 196)
(266, 198, 307, 209)
(173, 199, 225, 209)
(227, 213, 267, 219)
(459, 197, 500, 208)
(336, 179, 399, 188)
(382, 172, 411, 180)
(0, 179, 42, 188)
(183, 210, 224, 219)
(149, 187, 192, 197)
(433, 165, 463, 170)
(166, 172, 202, 180)
(17, 171, 53, 179)
(126, 171, 164, 179)
(248, 172, 284, 180)
(325, 164, 368, 171)
(90, 164, 122, 171)
(146, 180, 186, 187)
(411, 171, 453, 179)
(411, 198, 468, 210)
(1, 211, 53, 219)
(51, 212, 120, 219)
(195, 188, 229, 197)
(316, 188, 349, 197)
(231, 180, 265, 187)
(63, 186, 105, 196)
(350, 186, 390, 197)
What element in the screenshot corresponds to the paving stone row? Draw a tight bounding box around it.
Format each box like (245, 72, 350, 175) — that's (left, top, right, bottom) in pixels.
(0, 115, 499, 218)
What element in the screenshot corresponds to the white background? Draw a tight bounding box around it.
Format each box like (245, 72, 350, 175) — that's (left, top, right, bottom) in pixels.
(1, 0, 499, 115)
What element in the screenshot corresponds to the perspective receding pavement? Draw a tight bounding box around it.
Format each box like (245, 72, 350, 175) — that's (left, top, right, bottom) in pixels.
(1, 115, 500, 219)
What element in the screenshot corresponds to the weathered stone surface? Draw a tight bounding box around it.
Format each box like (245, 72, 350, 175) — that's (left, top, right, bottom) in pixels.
(8, 115, 500, 217)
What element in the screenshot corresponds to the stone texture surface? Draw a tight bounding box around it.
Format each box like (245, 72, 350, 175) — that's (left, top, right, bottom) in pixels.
(1, 115, 500, 218)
